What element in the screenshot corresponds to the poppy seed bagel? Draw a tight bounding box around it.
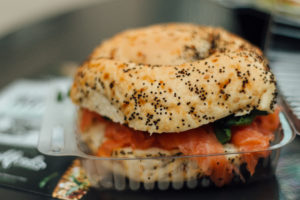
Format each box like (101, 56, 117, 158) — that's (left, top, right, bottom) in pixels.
(71, 23, 277, 134)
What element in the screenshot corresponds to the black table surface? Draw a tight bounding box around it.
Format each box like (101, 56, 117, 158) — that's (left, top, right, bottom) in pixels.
(0, 0, 299, 199)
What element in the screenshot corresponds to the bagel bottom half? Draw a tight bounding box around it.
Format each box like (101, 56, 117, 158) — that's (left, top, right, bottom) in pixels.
(77, 109, 278, 188)
(79, 121, 241, 186)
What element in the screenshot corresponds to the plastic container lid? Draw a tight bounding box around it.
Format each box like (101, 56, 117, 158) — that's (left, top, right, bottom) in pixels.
(38, 83, 296, 160)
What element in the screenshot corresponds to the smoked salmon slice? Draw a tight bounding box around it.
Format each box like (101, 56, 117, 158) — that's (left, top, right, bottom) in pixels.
(157, 127, 235, 187)
(231, 108, 280, 175)
(79, 108, 280, 186)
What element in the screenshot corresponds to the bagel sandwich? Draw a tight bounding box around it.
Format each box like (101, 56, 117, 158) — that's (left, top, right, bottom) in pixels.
(70, 23, 280, 187)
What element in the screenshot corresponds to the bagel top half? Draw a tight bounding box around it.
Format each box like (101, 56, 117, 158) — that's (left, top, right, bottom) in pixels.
(71, 23, 277, 134)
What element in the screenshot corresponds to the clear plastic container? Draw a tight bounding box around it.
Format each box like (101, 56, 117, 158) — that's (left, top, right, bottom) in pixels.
(38, 86, 296, 190)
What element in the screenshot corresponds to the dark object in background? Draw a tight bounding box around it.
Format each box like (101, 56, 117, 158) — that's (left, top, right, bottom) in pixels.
(234, 8, 271, 51)
(0, 0, 270, 88)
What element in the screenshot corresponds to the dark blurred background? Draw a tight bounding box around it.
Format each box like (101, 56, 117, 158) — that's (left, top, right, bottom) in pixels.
(0, 0, 299, 200)
(0, 0, 275, 88)
(0, 0, 299, 88)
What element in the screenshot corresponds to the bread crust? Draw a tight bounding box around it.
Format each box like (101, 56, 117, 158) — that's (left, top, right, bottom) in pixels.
(71, 23, 277, 133)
